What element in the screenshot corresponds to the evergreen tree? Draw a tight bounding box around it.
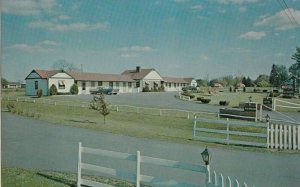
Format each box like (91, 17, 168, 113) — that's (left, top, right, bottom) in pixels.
(289, 47, 300, 77)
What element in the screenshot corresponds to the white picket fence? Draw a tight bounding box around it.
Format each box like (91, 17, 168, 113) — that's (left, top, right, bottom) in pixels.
(77, 142, 253, 187)
(268, 123, 300, 150)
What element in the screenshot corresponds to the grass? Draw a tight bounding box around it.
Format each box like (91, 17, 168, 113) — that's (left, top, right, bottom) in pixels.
(2, 167, 140, 187)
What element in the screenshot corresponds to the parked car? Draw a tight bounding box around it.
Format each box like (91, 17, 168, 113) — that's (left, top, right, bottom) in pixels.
(90, 86, 119, 95)
(182, 86, 197, 91)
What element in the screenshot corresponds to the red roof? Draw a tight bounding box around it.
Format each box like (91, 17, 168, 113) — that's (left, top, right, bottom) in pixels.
(121, 68, 155, 80)
(34, 69, 62, 79)
(163, 77, 194, 83)
(68, 72, 133, 82)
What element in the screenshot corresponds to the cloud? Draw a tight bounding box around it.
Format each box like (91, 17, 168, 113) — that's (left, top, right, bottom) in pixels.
(28, 20, 110, 32)
(40, 40, 61, 46)
(254, 8, 300, 31)
(58, 15, 71, 20)
(173, 0, 189, 3)
(2, 0, 57, 16)
(190, 5, 203, 11)
(217, 0, 258, 4)
(8, 43, 54, 53)
(239, 31, 266, 40)
(119, 45, 154, 58)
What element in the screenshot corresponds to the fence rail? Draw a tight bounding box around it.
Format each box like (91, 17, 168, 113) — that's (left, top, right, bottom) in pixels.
(77, 142, 253, 187)
(193, 118, 268, 148)
(3, 96, 217, 119)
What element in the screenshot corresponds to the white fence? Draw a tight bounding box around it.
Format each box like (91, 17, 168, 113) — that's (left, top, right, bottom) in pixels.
(273, 98, 300, 112)
(268, 123, 300, 150)
(4, 96, 216, 119)
(193, 118, 268, 148)
(77, 143, 253, 187)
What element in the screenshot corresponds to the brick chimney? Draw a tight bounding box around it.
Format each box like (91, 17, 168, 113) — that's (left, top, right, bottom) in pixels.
(136, 66, 141, 72)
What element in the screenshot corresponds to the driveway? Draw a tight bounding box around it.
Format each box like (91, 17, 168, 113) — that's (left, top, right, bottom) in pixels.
(2, 112, 300, 186)
(76, 92, 300, 123)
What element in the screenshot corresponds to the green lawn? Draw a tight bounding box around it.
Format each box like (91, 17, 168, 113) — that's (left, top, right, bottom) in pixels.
(2, 167, 138, 187)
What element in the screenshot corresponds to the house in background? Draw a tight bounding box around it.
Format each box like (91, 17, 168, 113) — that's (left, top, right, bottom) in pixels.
(25, 70, 74, 96)
(68, 72, 135, 94)
(25, 66, 197, 96)
(121, 66, 164, 92)
(163, 77, 191, 92)
(6, 82, 23, 89)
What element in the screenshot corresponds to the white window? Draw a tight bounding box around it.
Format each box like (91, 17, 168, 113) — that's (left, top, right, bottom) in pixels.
(58, 80, 65, 89)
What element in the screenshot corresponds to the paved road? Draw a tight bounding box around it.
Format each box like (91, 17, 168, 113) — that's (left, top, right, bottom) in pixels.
(2, 112, 300, 186)
(79, 92, 300, 123)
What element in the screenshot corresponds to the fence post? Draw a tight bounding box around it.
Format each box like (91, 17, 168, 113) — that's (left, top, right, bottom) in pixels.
(136, 151, 141, 187)
(273, 99, 276, 111)
(160, 109, 162, 116)
(279, 125, 283, 149)
(293, 126, 296, 150)
(205, 165, 211, 187)
(226, 176, 232, 187)
(267, 122, 270, 148)
(212, 171, 217, 186)
(284, 125, 288, 150)
(187, 112, 190, 119)
(234, 179, 240, 187)
(193, 117, 197, 138)
(270, 124, 274, 148)
(219, 174, 224, 187)
(298, 126, 300, 150)
(259, 104, 262, 122)
(117, 106, 119, 112)
(275, 124, 278, 149)
(288, 125, 292, 150)
(255, 103, 258, 122)
(77, 142, 82, 187)
(226, 118, 230, 145)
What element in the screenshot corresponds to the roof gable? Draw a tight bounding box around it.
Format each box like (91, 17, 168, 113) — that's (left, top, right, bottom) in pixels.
(121, 68, 157, 80)
(25, 69, 71, 79)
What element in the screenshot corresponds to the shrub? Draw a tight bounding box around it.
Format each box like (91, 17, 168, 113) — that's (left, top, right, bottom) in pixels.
(219, 100, 229, 106)
(190, 95, 195, 99)
(200, 98, 211, 104)
(263, 89, 268, 93)
(197, 97, 204, 101)
(158, 85, 165, 92)
(229, 87, 232, 92)
(50, 84, 58, 96)
(142, 85, 150, 92)
(7, 103, 15, 112)
(37, 89, 43, 98)
(70, 84, 79, 95)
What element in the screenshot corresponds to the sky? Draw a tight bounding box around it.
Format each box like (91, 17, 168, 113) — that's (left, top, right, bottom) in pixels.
(2, 0, 300, 82)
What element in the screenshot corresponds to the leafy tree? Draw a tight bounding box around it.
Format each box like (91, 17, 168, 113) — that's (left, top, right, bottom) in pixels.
(255, 74, 270, 87)
(1, 77, 8, 88)
(90, 94, 110, 124)
(270, 64, 289, 87)
(221, 75, 235, 87)
(70, 84, 79, 94)
(50, 84, 58, 96)
(196, 79, 209, 87)
(289, 47, 300, 77)
(52, 59, 80, 72)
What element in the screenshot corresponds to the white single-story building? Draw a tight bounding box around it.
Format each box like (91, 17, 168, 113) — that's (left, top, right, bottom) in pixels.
(25, 67, 197, 96)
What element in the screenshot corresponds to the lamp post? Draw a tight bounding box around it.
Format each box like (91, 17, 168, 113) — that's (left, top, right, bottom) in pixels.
(265, 114, 270, 123)
(201, 147, 212, 186)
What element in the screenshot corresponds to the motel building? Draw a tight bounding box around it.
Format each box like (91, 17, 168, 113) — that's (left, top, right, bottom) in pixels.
(25, 66, 197, 96)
